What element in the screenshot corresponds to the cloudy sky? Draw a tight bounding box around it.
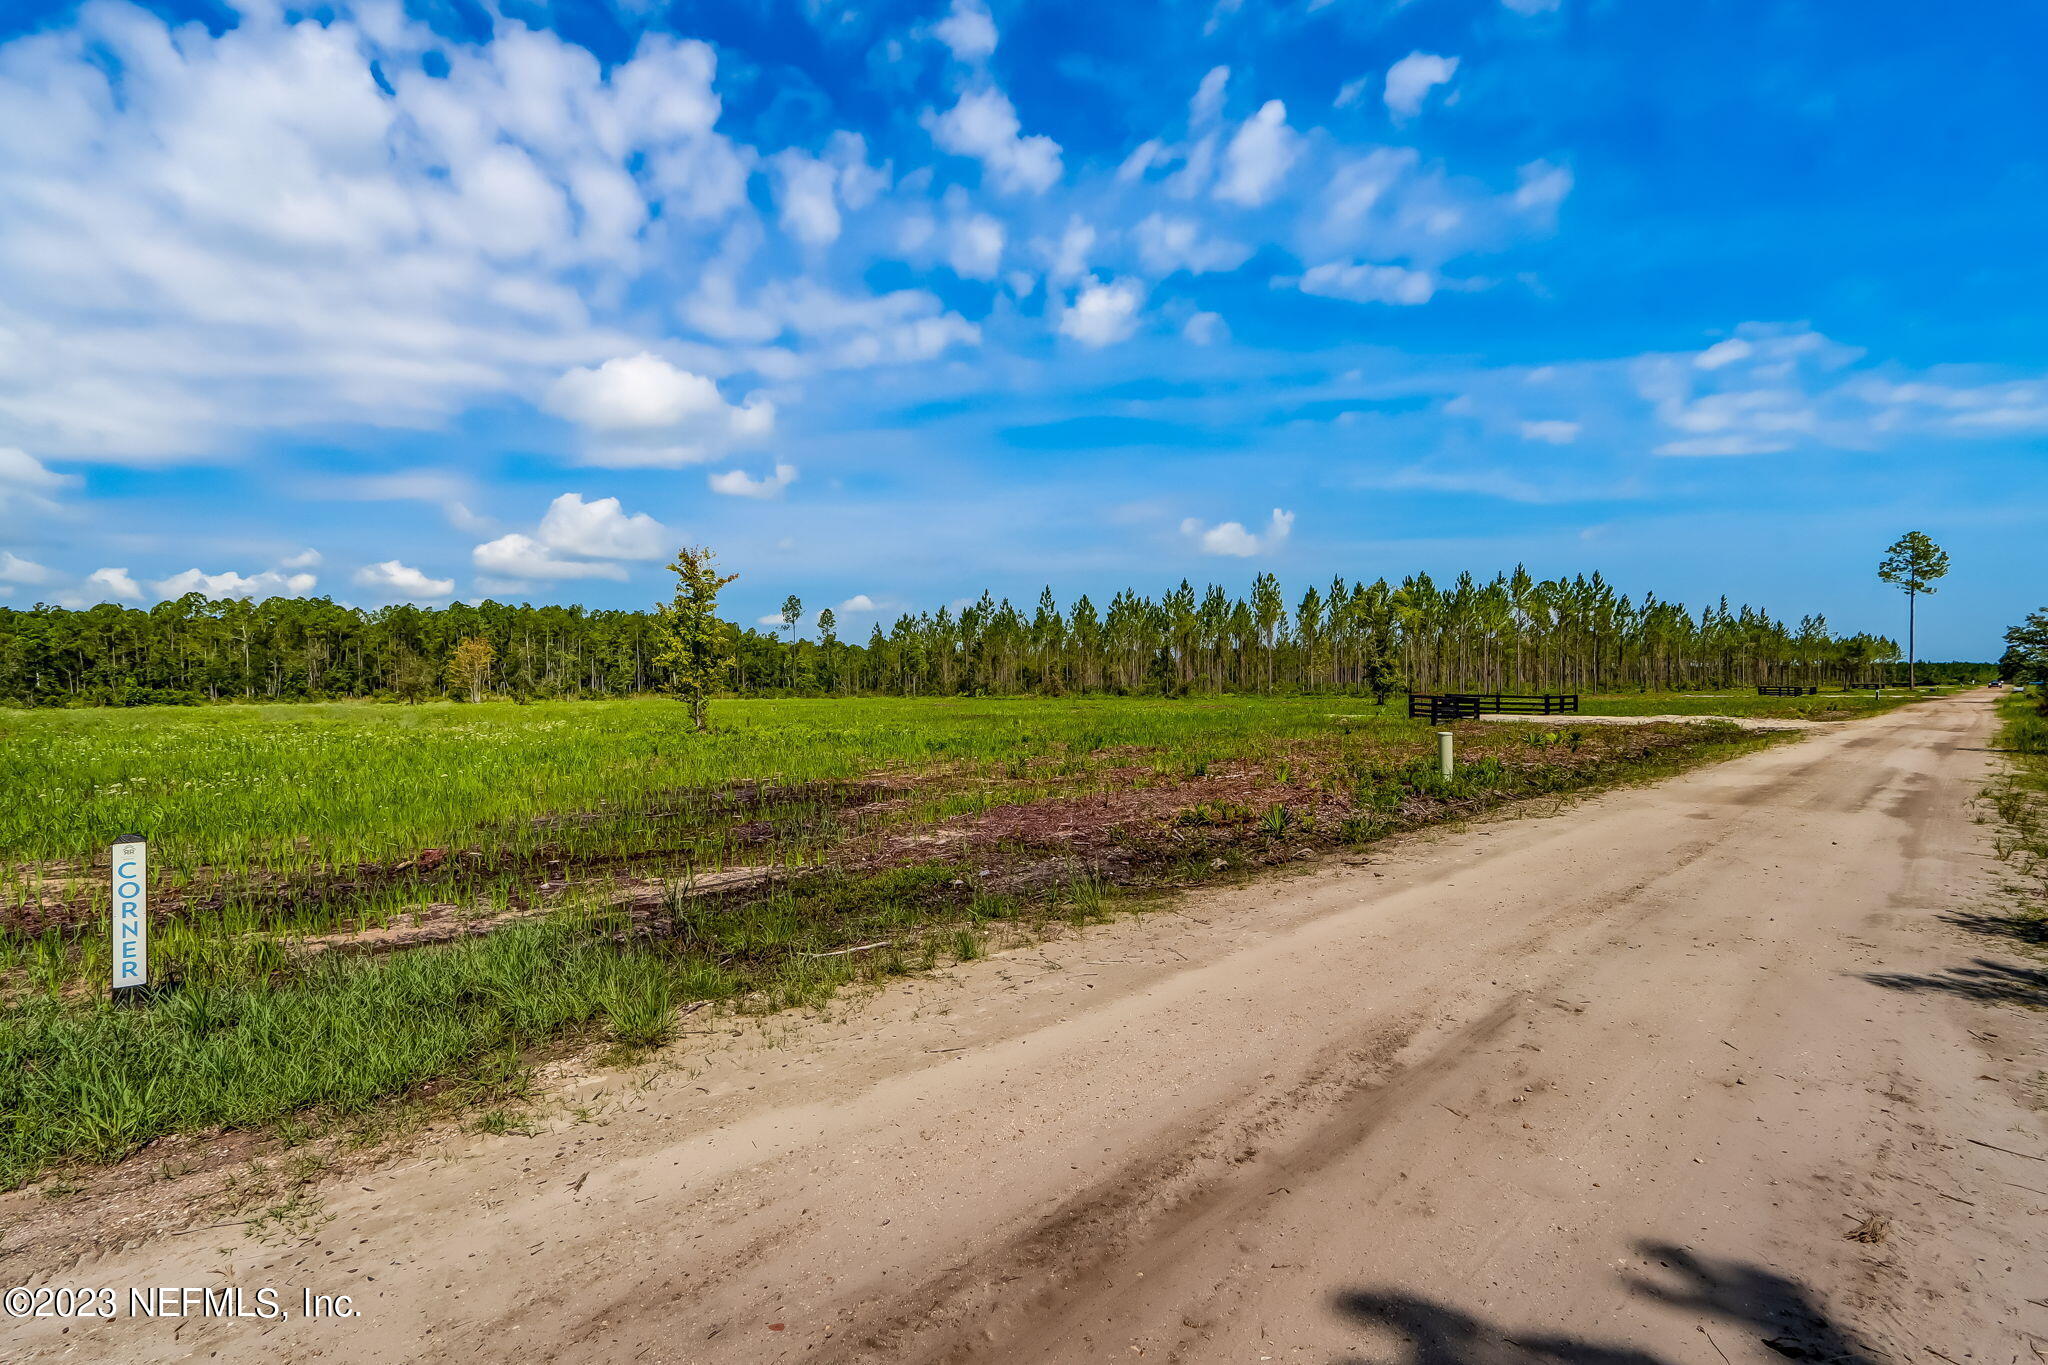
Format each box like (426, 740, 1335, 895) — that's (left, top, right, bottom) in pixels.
(0, 0, 2041, 652)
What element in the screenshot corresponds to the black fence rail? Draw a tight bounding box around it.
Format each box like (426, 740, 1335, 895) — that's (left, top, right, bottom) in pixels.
(1407, 692, 1581, 724)
(1756, 685, 1819, 696)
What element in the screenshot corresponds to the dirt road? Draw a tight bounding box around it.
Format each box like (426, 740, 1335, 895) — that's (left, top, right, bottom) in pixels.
(13, 690, 2044, 1364)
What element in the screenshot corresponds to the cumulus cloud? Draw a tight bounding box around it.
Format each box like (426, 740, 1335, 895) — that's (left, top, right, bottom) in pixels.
(280, 549, 323, 569)
(471, 491, 670, 581)
(683, 279, 979, 370)
(837, 593, 878, 612)
(1134, 214, 1252, 276)
(1180, 508, 1295, 557)
(473, 534, 630, 581)
(708, 462, 799, 499)
(544, 353, 772, 466)
(933, 0, 998, 62)
(0, 7, 755, 460)
(1058, 278, 1144, 347)
(1297, 261, 1440, 305)
(924, 88, 1062, 194)
(771, 150, 843, 247)
(1384, 53, 1459, 119)
(81, 568, 143, 603)
(1215, 100, 1300, 207)
(948, 212, 1007, 279)
(352, 560, 455, 601)
(537, 493, 671, 558)
(152, 568, 318, 600)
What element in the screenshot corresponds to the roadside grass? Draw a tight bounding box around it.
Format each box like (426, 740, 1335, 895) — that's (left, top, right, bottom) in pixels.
(1579, 687, 1957, 721)
(0, 695, 1792, 1190)
(1988, 694, 2048, 904)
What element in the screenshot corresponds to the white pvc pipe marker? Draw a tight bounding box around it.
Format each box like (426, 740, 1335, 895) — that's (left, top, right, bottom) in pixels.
(1438, 730, 1455, 778)
(111, 835, 148, 998)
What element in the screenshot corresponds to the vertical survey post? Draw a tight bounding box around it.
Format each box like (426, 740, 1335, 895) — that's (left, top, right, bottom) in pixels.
(1437, 731, 1455, 779)
(110, 834, 148, 1006)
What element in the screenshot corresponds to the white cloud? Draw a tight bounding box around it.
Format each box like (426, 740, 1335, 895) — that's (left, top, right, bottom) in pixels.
(1652, 435, 1792, 457)
(1038, 217, 1097, 283)
(446, 502, 494, 533)
(1297, 261, 1439, 305)
(472, 533, 629, 581)
(1519, 420, 1581, 444)
(755, 613, 787, 626)
(1180, 508, 1295, 557)
(536, 492, 671, 559)
(1513, 160, 1574, 219)
(1184, 311, 1230, 346)
(281, 548, 322, 569)
(81, 568, 143, 603)
(152, 568, 317, 600)
(1215, 100, 1300, 207)
(708, 462, 799, 499)
(0, 447, 72, 510)
(1134, 214, 1251, 276)
(544, 353, 772, 466)
(1190, 66, 1230, 126)
(1334, 76, 1372, 109)
(1384, 53, 1459, 119)
(1117, 140, 1165, 183)
(948, 212, 1007, 279)
(837, 593, 878, 612)
(1695, 338, 1755, 370)
(924, 88, 1062, 194)
(1058, 278, 1144, 347)
(353, 560, 455, 601)
(0, 9, 753, 461)
(770, 150, 842, 246)
(0, 550, 51, 583)
(469, 491, 669, 581)
(933, 0, 998, 62)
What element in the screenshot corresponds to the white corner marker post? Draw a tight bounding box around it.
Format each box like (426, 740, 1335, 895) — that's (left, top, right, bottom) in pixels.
(1438, 730, 1455, 779)
(110, 834, 148, 1006)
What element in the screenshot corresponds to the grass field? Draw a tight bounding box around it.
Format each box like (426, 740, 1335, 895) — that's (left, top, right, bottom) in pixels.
(0, 690, 1931, 1189)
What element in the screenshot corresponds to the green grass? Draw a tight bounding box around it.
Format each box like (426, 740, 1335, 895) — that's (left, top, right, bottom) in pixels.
(1989, 693, 2048, 901)
(0, 693, 1809, 1189)
(1578, 687, 1957, 721)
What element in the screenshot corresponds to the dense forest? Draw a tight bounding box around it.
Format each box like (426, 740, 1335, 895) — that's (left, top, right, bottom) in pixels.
(0, 567, 1985, 707)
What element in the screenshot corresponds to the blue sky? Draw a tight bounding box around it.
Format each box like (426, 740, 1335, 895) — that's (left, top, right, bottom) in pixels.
(0, 0, 2042, 654)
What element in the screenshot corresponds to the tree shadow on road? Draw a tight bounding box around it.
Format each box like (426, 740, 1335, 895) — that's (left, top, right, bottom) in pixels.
(1862, 956, 2048, 1008)
(1940, 908, 2048, 948)
(1330, 1242, 1876, 1365)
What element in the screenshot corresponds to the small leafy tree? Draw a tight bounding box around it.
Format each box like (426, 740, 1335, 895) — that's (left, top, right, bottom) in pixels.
(1877, 531, 1950, 689)
(656, 546, 739, 732)
(2003, 608, 2048, 708)
(447, 635, 495, 703)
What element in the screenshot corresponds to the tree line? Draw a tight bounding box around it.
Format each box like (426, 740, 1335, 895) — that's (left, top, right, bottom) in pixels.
(0, 566, 1982, 709)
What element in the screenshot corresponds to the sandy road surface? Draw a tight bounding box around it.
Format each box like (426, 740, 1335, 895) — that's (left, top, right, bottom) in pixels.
(12, 690, 2045, 1364)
